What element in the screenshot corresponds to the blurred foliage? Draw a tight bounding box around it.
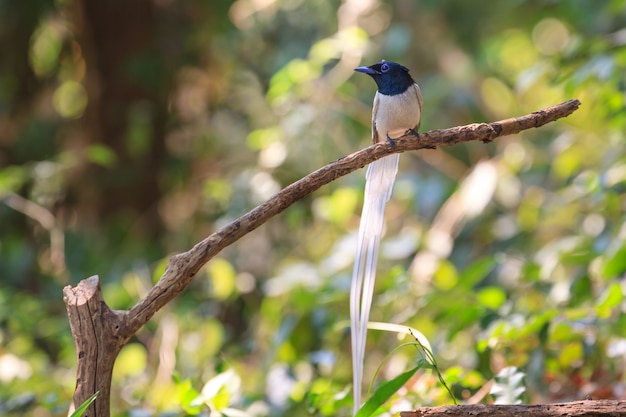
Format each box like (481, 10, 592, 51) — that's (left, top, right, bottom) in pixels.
(1, 0, 626, 416)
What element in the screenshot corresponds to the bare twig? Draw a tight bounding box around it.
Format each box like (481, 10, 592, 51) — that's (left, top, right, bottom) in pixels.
(3, 193, 67, 276)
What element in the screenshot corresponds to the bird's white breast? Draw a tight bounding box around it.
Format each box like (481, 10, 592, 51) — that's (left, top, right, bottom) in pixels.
(373, 83, 422, 141)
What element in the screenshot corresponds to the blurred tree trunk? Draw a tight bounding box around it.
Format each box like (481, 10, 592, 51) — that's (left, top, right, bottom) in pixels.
(0, 1, 55, 290)
(74, 0, 169, 234)
(0, 1, 45, 120)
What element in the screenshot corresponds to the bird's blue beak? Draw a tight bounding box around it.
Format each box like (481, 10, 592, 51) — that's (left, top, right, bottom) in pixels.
(354, 66, 378, 75)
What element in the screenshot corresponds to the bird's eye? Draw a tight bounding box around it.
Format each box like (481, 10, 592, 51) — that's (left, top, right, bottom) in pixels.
(380, 63, 390, 73)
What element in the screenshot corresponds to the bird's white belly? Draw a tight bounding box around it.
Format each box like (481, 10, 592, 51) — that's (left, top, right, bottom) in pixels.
(374, 87, 422, 140)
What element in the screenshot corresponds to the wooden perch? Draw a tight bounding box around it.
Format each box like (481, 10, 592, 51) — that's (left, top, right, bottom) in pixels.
(399, 400, 626, 417)
(63, 99, 581, 416)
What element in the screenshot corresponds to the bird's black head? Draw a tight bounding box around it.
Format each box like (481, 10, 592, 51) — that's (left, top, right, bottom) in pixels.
(354, 60, 415, 96)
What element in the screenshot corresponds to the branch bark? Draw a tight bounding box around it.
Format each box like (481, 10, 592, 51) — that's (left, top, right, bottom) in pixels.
(399, 400, 626, 417)
(126, 99, 581, 332)
(63, 99, 581, 416)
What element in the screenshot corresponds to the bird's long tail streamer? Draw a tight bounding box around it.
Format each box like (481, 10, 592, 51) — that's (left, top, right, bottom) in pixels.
(350, 153, 400, 415)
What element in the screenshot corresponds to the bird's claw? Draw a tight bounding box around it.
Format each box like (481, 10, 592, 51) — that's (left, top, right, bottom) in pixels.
(406, 128, 436, 149)
(386, 135, 396, 147)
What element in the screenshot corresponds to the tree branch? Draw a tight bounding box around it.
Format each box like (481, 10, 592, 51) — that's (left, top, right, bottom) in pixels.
(399, 399, 626, 417)
(124, 99, 581, 334)
(63, 99, 581, 415)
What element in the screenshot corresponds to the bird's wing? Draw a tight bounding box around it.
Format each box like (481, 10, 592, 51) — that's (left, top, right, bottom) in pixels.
(412, 83, 424, 131)
(350, 151, 399, 414)
(371, 92, 380, 144)
(414, 83, 424, 113)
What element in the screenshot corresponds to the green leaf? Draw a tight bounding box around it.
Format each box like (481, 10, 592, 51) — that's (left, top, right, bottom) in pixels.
(355, 366, 419, 417)
(112, 343, 147, 380)
(598, 282, 624, 309)
(477, 286, 507, 310)
(433, 260, 458, 291)
(208, 258, 237, 300)
(558, 342, 583, 367)
(0, 166, 28, 195)
(198, 368, 241, 411)
(69, 391, 98, 417)
(175, 377, 202, 415)
(86, 144, 117, 167)
(603, 246, 626, 278)
(458, 257, 496, 290)
(596, 282, 623, 318)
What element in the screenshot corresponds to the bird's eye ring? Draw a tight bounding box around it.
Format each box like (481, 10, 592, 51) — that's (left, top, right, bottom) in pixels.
(380, 63, 390, 73)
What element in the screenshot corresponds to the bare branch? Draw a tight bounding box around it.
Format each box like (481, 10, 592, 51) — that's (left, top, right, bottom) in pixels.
(124, 99, 581, 334)
(63, 99, 581, 414)
(399, 399, 626, 417)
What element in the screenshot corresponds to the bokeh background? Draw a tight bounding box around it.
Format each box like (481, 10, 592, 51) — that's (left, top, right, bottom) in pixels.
(1, 0, 626, 416)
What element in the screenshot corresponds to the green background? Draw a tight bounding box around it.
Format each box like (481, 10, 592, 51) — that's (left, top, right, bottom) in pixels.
(1, 0, 626, 415)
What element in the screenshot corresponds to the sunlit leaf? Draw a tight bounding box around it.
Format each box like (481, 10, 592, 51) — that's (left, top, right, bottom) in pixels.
(603, 246, 626, 278)
(112, 343, 147, 380)
(246, 127, 283, 150)
(355, 366, 419, 417)
(549, 321, 574, 343)
(596, 282, 623, 318)
(208, 258, 237, 300)
(53, 81, 88, 119)
(477, 286, 507, 310)
(557, 342, 583, 367)
(29, 19, 64, 78)
(434, 260, 458, 291)
(175, 377, 202, 415)
(0, 166, 28, 195)
(197, 368, 241, 412)
(313, 187, 359, 226)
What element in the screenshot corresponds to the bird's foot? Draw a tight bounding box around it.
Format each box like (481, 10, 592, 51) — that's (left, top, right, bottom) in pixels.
(407, 128, 436, 149)
(386, 134, 396, 147)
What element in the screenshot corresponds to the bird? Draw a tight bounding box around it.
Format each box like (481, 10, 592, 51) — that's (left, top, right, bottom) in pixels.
(350, 60, 423, 414)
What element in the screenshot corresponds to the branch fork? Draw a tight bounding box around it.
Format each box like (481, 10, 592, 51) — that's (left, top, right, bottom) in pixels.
(63, 99, 581, 416)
